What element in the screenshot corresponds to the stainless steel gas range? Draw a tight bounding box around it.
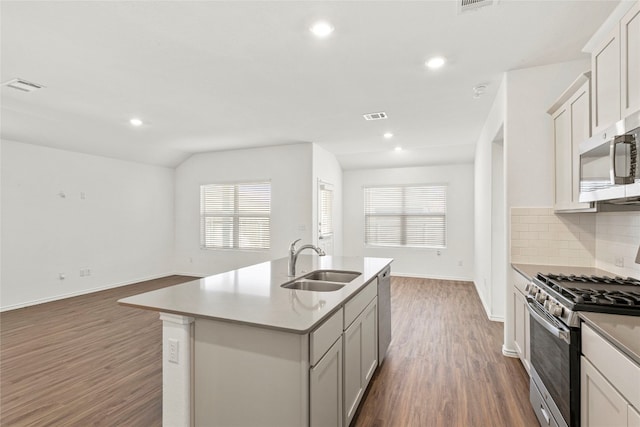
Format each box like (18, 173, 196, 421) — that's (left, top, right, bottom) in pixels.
(525, 273, 640, 427)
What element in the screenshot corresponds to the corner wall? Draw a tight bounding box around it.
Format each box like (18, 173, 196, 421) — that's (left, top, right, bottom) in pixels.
(1, 139, 176, 310)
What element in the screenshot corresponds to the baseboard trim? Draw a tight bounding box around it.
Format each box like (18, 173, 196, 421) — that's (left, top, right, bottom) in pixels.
(391, 272, 473, 282)
(0, 272, 178, 312)
(502, 345, 519, 358)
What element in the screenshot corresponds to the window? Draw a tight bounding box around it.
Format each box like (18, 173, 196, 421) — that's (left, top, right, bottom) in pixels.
(364, 184, 446, 248)
(200, 181, 271, 250)
(318, 182, 334, 238)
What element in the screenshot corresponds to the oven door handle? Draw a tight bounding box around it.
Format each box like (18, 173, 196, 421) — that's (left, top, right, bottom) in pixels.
(526, 297, 571, 344)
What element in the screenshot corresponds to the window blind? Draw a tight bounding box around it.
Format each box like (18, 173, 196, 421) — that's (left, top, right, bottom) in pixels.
(200, 181, 271, 250)
(364, 185, 446, 248)
(319, 184, 333, 237)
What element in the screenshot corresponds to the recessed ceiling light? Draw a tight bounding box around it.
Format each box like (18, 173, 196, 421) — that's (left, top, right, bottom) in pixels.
(394, 146, 402, 152)
(426, 56, 446, 70)
(130, 118, 143, 127)
(310, 21, 334, 38)
(383, 132, 394, 139)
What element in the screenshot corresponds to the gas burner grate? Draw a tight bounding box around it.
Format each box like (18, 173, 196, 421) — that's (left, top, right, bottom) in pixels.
(566, 288, 640, 306)
(543, 273, 640, 287)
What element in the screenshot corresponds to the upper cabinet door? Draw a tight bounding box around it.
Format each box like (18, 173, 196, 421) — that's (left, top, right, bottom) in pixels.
(548, 73, 594, 212)
(570, 82, 592, 207)
(621, 1, 640, 118)
(592, 25, 621, 134)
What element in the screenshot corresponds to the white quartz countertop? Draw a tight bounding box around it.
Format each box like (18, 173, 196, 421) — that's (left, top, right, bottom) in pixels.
(579, 312, 640, 365)
(118, 255, 392, 334)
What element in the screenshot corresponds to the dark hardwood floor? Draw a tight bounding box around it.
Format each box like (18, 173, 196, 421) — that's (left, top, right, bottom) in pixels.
(353, 277, 538, 427)
(1, 275, 537, 426)
(0, 275, 196, 426)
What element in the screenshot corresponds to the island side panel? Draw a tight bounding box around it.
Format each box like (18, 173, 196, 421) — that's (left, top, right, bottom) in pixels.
(159, 313, 195, 427)
(194, 319, 309, 427)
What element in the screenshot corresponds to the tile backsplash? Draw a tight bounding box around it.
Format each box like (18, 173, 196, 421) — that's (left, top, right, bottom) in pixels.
(595, 212, 640, 277)
(511, 208, 595, 266)
(511, 208, 640, 277)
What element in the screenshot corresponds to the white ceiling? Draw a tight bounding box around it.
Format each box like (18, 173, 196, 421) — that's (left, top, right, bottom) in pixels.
(0, 1, 619, 170)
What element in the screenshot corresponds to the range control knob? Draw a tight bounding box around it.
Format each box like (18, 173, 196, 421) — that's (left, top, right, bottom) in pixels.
(551, 304, 564, 317)
(536, 292, 547, 303)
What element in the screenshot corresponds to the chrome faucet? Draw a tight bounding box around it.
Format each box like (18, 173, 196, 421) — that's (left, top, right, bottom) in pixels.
(288, 238, 326, 277)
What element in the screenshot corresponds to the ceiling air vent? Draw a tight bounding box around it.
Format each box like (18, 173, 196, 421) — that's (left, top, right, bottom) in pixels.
(458, 0, 497, 14)
(2, 78, 45, 93)
(363, 112, 388, 121)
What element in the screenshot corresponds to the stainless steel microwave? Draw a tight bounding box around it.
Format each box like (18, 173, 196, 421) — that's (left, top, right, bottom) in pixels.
(579, 112, 640, 204)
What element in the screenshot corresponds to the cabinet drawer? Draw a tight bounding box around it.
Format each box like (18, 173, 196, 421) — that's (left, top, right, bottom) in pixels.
(310, 308, 343, 366)
(344, 280, 377, 329)
(582, 324, 640, 409)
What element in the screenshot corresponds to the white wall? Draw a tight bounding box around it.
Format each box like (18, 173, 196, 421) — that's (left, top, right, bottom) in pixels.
(474, 76, 506, 319)
(343, 164, 474, 280)
(504, 59, 590, 208)
(174, 143, 314, 276)
(475, 59, 590, 351)
(1, 139, 175, 310)
(312, 143, 343, 256)
(595, 212, 640, 277)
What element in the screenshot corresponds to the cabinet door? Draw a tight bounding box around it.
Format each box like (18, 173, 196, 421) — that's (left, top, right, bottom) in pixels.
(570, 81, 592, 209)
(310, 337, 343, 427)
(513, 289, 527, 367)
(629, 405, 640, 427)
(581, 356, 628, 427)
(344, 315, 364, 426)
(592, 25, 621, 133)
(621, 0, 640, 118)
(553, 105, 572, 210)
(343, 298, 378, 426)
(361, 298, 378, 385)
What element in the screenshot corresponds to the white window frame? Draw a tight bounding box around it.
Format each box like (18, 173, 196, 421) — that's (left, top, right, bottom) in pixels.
(363, 184, 447, 249)
(200, 181, 271, 251)
(318, 181, 334, 239)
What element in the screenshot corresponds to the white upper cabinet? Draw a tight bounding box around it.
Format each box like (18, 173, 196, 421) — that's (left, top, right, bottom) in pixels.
(548, 73, 595, 212)
(621, 1, 640, 118)
(590, 0, 640, 133)
(592, 26, 621, 134)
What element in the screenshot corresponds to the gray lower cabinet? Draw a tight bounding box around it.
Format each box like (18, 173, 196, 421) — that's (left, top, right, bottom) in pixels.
(343, 297, 378, 427)
(310, 336, 343, 427)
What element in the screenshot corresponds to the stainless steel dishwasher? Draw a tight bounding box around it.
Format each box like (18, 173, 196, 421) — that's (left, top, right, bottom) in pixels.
(377, 266, 392, 363)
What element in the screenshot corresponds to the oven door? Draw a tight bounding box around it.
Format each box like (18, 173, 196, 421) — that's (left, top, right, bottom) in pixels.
(527, 297, 579, 427)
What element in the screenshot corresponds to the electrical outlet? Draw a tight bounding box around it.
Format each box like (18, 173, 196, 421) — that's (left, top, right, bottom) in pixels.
(168, 339, 179, 364)
(59, 273, 65, 280)
(615, 256, 624, 268)
(80, 269, 85, 277)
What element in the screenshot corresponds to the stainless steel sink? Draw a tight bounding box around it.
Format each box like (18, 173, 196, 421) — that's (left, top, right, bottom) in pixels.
(281, 279, 345, 292)
(301, 270, 361, 283)
(280, 269, 361, 292)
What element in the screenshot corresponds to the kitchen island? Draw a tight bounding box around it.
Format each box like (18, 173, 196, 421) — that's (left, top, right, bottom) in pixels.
(119, 255, 392, 427)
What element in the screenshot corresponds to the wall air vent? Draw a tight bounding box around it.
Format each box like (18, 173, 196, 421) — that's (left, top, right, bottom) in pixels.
(2, 78, 45, 92)
(363, 112, 388, 121)
(458, 0, 497, 14)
